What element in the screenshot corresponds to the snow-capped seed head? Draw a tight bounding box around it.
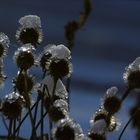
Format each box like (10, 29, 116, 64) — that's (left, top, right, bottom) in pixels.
(102, 87, 121, 114)
(49, 99, 69, 122)
(2, 92, 24, 119)
(14, 44, 35, 70)
(49, 59, 72, 79)
(0, 33, 10, 57)
(123, 57, 140, 89)
(103, 96, 121, 114)
(54, 118, 83, 140)
(44, 44, 71, 59)
(16, 15, 42, 46)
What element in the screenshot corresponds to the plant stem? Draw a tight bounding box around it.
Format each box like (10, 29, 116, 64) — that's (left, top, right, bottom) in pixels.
(24, 71, 37, 139)
(12, 119, 16, 139)
(121, 87, 131, 103)
(8, 119, 13, 140)
(49, 78, 57, 140)
(14, 101, 38, 134)
(118, 107, 140, 140)
(35, 111, 48, 130)
(40, 85, 45, 139)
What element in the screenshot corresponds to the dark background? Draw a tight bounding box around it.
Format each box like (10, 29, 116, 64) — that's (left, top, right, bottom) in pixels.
(0, 0, 140, 139)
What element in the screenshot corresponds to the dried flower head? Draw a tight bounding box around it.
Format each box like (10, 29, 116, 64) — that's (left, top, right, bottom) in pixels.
(14, 44, 35, 70)
(54, 118, 83, 140)
(49, 99, 69, 122)
(49, 59, 72, 79)
(102, 87, 121, 114)
(2, 92, 24, 119)
(38, 44, 71, 70)
(13, 72, 34, 94)
(0, 33, 10, 57)
(16, 15, 42, 47)
(123, 57, 140, 89)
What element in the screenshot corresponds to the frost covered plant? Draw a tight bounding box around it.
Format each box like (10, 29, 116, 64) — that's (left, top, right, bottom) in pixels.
(14, 44, 35, 71)
(0, 32, 10, 58)
(39, 44, 72, 79)
(54, 118, 83, 140)
(16, 15, 43, 47)
(123, 57, 140, 90)
(102, 87, 121, 114)
(1, 92, 24, 119)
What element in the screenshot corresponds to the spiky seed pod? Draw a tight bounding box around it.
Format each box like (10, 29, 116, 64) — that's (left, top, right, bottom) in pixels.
(2, 92, 24, 119)
(16, 15, 43, 47)
(49, 59, 71, 79)
(14, 44, 35, 70)
(13, 72, 34, 94)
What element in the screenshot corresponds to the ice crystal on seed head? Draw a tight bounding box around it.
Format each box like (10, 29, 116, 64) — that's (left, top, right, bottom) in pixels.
(44, 44, 71, 60)
(106, 86, 118, 96)
(19, 15, 41, 28)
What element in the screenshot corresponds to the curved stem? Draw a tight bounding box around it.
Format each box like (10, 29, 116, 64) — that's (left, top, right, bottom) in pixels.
(118, 107, 140, 140)
(14, 101, 38, 134)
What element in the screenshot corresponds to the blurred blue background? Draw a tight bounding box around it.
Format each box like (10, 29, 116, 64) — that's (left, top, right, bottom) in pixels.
(0, 0, 140, 139)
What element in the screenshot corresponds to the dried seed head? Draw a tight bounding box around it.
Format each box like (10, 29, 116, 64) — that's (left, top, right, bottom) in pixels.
(54, 118, 83, 140)
(49, 99, 69, 122)
(2, 92, 24, 119)
(123, 57, 140, 90)
(16, 15, 42, 47)
(49, 59, 72, 79)
(14, 44, 35, 70)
